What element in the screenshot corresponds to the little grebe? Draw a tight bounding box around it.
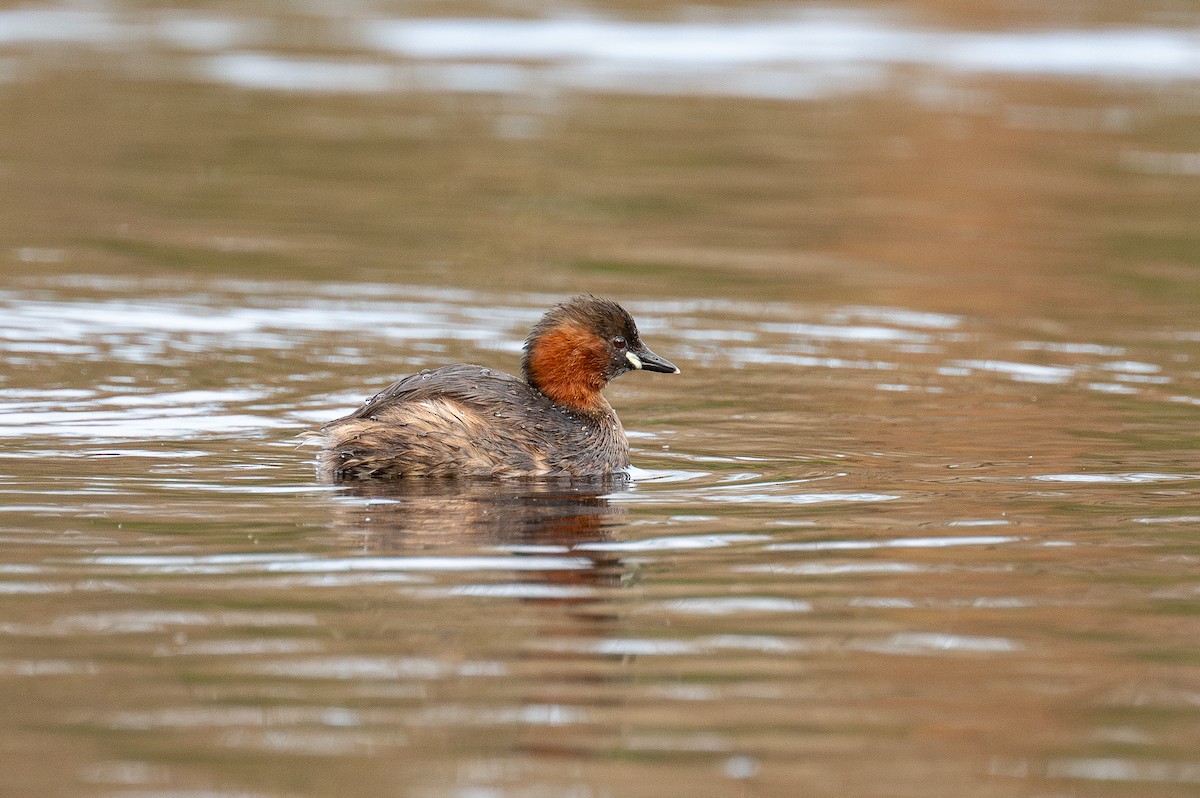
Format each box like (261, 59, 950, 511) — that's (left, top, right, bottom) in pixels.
(316, 295, 679, 479)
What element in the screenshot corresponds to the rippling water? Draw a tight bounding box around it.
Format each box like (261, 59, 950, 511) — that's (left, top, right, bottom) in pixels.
(5, 4, 1200, 98)
(3, 2, 1200, 796)
(5, 275, 1200, 795)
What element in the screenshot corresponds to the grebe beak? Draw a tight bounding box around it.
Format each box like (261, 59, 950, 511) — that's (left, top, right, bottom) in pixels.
(627, 347, 680, 374)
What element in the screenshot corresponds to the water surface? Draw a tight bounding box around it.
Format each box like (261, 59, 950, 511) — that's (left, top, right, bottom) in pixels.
(2, 2, 1200, 796)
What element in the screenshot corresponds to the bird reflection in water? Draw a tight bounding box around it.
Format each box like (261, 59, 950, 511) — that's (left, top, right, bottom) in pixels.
(327, 476, 631, 592)
(331, 476, 628, 549)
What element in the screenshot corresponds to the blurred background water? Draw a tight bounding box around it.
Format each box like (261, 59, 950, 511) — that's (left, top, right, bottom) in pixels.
(2, 1, 1200, 796)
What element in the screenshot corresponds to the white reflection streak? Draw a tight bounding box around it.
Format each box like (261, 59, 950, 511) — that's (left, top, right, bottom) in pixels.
(364, 16, 1200, 83)
(84, 553, 594, 573)
(5, 7, 1200, 96)
(42, 610, 318, 634)
(657, 597, 813, 614)
(107, 706, 367, 730)
(853, 632, 1021, 654)
(219, 728, 408, 755)
(701, 491, 900, 506)
(0, 659, 98, 676)
(739, 562, 929, 576)
(154, 639, 323, 657)
(1033, 472, 1200, 484)
(768, 534, 1019, 551)
(206, 53, 396, 93)
(238, 656, 506, 680)
(574, 533, 769, 552)
(1046, 758, 1200, 784)
(445, 583, 597, 599)
(948, 359, 1075, 383)
(414, 703, 587, 726)
(759, 321, 932, 342)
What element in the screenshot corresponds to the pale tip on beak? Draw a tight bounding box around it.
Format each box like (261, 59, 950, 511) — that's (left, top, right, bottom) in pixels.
(627, 345, 679, 374)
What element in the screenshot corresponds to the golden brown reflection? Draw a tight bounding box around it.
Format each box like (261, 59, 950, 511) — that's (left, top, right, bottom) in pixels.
(326, 478, 632, 596)
(328, 476, 628, 551)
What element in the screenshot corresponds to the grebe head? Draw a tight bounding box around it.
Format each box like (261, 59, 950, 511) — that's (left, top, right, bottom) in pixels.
(521, 295, 679, 412)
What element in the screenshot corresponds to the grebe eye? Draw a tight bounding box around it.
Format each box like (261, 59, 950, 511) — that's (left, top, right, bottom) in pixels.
(611, 336, 627, 349)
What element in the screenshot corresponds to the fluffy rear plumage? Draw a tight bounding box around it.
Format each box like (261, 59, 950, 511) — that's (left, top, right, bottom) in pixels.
(317, 365, 627, 479)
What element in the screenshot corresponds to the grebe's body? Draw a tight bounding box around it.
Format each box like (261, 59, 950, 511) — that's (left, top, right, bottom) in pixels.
(318, 364, 629, 478)
(316, 296, 677, 479)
